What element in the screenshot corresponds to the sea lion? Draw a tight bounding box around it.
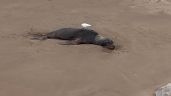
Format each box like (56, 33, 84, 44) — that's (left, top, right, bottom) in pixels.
(31, 28, 115, 50)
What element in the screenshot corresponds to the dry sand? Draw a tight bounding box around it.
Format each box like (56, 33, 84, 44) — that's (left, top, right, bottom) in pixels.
(0, 0, 171, 96)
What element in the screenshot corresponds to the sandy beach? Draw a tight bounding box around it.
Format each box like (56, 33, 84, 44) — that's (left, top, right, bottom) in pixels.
(0, 0, 171, 96)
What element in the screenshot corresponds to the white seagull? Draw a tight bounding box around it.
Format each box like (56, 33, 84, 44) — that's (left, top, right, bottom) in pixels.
(81, 23, 92, 29)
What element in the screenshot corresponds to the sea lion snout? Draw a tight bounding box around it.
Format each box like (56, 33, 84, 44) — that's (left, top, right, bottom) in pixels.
(104, 44, 115, 50)
(103, 40, 115, 50)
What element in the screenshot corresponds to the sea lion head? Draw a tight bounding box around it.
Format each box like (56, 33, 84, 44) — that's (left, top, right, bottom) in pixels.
(95, 35, 115, 50)
(101, 39, 115, 50)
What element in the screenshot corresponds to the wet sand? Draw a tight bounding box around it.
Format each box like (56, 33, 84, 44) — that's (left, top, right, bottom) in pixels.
(0, 0, 171, 96)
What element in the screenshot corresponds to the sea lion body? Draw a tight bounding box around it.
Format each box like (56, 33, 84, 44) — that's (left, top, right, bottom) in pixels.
(31, 28, 115, 50)
(46, 28, 98, 44)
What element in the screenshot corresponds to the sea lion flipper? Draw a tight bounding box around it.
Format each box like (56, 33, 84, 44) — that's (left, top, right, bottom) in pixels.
(27, 32, 47, 40)
(58, 41, 73, 45)
(58, 39, 81, 45)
